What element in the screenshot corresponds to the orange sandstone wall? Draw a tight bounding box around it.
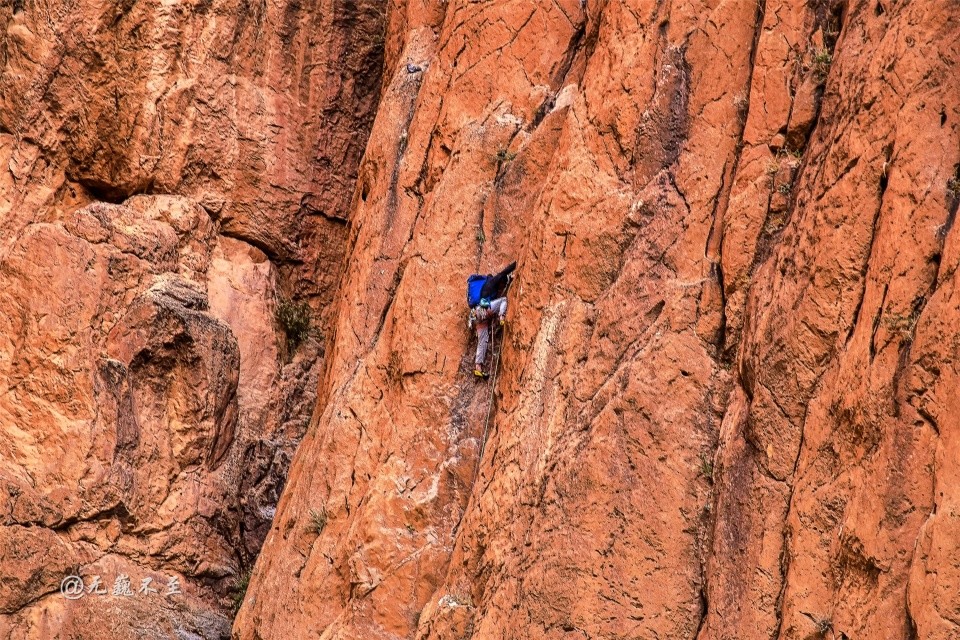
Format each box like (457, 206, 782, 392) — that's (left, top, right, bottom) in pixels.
(237, 1, 960, 639)
(0, 0, 384, 636)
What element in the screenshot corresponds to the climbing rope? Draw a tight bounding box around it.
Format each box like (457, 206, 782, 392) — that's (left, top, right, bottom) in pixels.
(479, 321, 504, 463)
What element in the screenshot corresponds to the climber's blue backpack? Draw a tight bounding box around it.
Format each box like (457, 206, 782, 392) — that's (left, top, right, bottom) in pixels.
(466, 274, 488, 307)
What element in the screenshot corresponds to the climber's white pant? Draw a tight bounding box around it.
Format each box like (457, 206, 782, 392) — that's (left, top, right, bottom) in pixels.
(474, 298, 507, 366)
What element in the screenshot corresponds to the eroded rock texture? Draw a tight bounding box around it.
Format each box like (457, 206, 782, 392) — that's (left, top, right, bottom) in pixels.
(237, 0, 960, 639)
(0, 0, 384, 634)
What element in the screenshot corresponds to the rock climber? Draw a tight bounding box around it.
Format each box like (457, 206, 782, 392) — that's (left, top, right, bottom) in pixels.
(467, 261, 516, 378)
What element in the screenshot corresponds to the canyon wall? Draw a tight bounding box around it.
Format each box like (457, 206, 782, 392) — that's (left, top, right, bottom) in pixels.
(2, 0, 958, 637)
(236, 0, 960, 639)
(0, 0, 384, 636)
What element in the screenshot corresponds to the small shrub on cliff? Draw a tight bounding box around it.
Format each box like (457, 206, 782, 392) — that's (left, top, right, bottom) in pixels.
(763, 211, 788, 235)
(362, 0, 389, 50)
(699, 452, 714, 483)
(495, 147, 517, 165)
(494, 147, 517, 177)
(947, 175, 960, 201)
(766, 158, 781, 178)
(307, 507, 328, 534)
(811, 47, 833, 81)
(813, 616, 834, 638)
(883, 310, 919, 339)
(493, 147, 520, 187)
(230, 569, 252, 614)
(448, 592, 474, 607)
(276, 298, 315, 351)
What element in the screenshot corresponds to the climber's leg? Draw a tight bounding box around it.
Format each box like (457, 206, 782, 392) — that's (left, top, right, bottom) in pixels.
(474, 322, 490, 376)
(490, 297, 507, 323)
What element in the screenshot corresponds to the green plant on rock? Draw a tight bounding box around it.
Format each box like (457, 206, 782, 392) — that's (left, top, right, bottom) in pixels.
(763, 211, 788, 234)
(307, 507, 329, 534)
(230, 569, 253, 614)
(699, 452, 714, 483)
(784, 146, 803, 160)
(883, 310, 919, 339)
(811, 47, 833, 80)
(363, 0, 388, 50)
(494, 146, 517, 179)
(276, 298, 315, 351)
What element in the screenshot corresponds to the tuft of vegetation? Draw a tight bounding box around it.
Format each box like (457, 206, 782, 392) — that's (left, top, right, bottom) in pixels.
(386, 350, 403, 382)
(476, 227, 486, 245)
(449, 592, 474, 607)
(763, 211, 789, 235)
(777, 182, 793, 196)
(306, 507, 329, 535)
(811, 47, 833, 80)
(767, 148, 803, 189)
(230, 569, 253, 614)
(784, 147, 803, 160)
(495, 147, 517, 165)
(494, 146, 517, 179)
(276, 298, 316, 352)
(947, 175, 960, 200)
(362, 0, 389, 50)
(699, 452, 714, 483)
(732, 271, 752, 293)
(883, 310, 919, 340)
(814, 616, 834, 638)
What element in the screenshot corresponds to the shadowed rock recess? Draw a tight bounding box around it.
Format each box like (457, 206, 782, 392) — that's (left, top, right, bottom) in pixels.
(2, 0, 959, 638)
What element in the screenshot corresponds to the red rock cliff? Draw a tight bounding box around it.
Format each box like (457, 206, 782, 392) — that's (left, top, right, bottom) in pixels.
(3, 0, 959, 637)
(0, 0, 384, 636)
(235, 0, 960, 639)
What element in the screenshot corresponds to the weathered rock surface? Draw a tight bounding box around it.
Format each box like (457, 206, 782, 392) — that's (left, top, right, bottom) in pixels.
(236, 0, 960, 639)
(5, 0, 960, 636)
(0, 0, 385, 634)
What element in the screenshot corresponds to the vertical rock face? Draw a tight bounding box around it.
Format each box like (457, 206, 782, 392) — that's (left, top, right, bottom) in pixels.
(0, 0, 384, 636)
(3, 0, 960, 636)
(237, 1, 960, 640)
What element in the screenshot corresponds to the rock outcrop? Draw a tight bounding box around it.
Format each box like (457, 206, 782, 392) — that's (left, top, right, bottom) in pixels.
(236, 0, 960, 639)
(0, 0, 384, 634)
